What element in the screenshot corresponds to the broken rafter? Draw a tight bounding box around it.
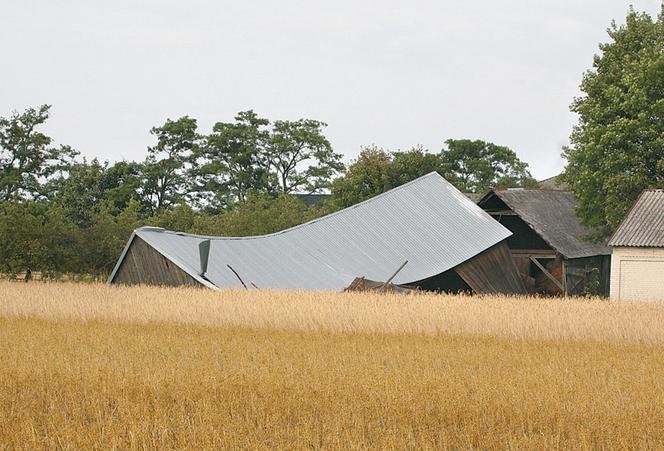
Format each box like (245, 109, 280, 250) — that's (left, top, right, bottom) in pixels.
(529, 257, 564, 292)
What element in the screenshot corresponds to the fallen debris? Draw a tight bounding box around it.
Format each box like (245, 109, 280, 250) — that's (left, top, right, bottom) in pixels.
(343, 277, 418, 294)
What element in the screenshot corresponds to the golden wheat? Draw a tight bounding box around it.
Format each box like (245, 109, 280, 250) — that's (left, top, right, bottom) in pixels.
(2, 281, 664, 343)
(2, 282, 664, 449)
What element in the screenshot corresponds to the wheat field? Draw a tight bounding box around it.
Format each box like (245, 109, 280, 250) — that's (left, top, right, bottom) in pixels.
(2, 282, 664, 449)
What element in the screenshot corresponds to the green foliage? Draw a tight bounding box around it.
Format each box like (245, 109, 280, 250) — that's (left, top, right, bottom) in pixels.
(0, 105, 77, 201)
(329, 146, 394, 209)
(390, 145, 449, 186)
(269, 119, 344, 193)
(441, 139, 537, 193)
(581, 267, 601, 297)
(143, 116, 200, 213)
(192, 112, 344, 210)
(0, 202, 81, 275)
(51, 159, 144, 227)
(209, 193, 321, 237)
(562, 7, 664, 240)
(85, 201, 145, 274)
(196, 110, 271, 208)
(330, 142, 534, 209)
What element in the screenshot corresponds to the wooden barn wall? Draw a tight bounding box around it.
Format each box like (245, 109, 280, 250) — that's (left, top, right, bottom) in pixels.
(564, 255, 611, 297)
(454, 241, 527, 295)
(112, 236, 202, 287)
(511, 256, 564, 295)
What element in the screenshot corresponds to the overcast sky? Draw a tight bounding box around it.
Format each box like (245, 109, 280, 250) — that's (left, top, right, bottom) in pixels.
(2, 1, 661, 179)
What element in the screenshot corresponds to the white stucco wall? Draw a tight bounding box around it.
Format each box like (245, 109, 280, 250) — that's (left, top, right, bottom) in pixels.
(610, 247, 664, 302)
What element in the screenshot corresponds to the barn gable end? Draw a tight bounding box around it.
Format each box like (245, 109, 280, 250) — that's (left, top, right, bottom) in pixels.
(111, 235, 202, 287)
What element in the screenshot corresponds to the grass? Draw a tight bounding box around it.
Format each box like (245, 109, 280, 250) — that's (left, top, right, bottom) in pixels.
(2, 282, 664, 449)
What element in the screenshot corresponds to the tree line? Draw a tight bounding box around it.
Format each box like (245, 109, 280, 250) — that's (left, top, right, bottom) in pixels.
(1, 7, 661, 277)
(0, 105, 535, 276)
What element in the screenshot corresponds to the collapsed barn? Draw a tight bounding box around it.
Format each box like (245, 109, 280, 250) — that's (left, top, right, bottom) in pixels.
(477, 189, 611, 296)
(108, 172, 526, 294)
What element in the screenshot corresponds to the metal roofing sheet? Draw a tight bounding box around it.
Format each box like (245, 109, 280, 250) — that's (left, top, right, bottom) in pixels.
(484, 189, 611, 259)
(112, 172, 513, 290)
(609, 190, 664, 247)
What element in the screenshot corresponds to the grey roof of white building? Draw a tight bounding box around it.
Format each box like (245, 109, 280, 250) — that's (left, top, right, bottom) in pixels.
(609, 190, 664, 247)
(109, 172, 513, 290)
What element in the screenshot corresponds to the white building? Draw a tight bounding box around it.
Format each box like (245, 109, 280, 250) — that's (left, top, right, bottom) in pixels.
(609, 190, 664, 301)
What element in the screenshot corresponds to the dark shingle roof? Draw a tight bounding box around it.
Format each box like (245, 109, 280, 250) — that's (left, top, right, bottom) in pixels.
(609, 190, 664, 247)
(538, 174, 569, 191)
(481, 189, 610, 259)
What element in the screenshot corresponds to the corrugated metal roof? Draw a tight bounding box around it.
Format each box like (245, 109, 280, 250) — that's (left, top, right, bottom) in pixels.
(110, 172, 513, 290)
(609, 190, 664, 247)
(480, 189, 610, 259)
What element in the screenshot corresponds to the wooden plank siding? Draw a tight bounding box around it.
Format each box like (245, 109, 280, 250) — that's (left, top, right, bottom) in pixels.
(564, 255, 611, 297)
(111, 236, 202, 287)
(454, 241, 527, 295)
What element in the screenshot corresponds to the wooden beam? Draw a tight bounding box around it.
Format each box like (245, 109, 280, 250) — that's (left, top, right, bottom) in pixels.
(488, 210, 518, 216)
(529, 257, 564, 292)
(379, 260, 408, 292)
(511, 249, 557, 257)
(511, 252, 557, 259)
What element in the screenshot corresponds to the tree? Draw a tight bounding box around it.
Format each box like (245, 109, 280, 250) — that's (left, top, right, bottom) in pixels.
(86, 200, 144, 274)
(209, 193, 320, 237)
(329, 146, 394, 209)
(196, 110, 271, 208)
(268, 119, 344, 193)
(102, 160, 145, 213)
(390, 145, 448, 186)
(0, 201, 82, 275)
(441, 139, 537, 193)
(0, 105, 77, 201)
(330, 142, 531, 210)
(51, 159, 144, 227)
(142, 116, 200, 213)
(562, 7, 664, 240)
(330, 145, 450, 209)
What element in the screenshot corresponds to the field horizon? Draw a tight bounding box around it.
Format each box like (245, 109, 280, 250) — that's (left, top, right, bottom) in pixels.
(2, 282, 664, 449)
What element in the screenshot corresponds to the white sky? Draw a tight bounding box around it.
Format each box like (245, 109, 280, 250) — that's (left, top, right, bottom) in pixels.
(2, 0, 661, 179)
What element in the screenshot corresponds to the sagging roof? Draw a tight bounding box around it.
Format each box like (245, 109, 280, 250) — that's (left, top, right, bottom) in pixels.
(609, 190, 664, 247)
(109, 172, 513, 290)
(479, 189, 610, 259)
